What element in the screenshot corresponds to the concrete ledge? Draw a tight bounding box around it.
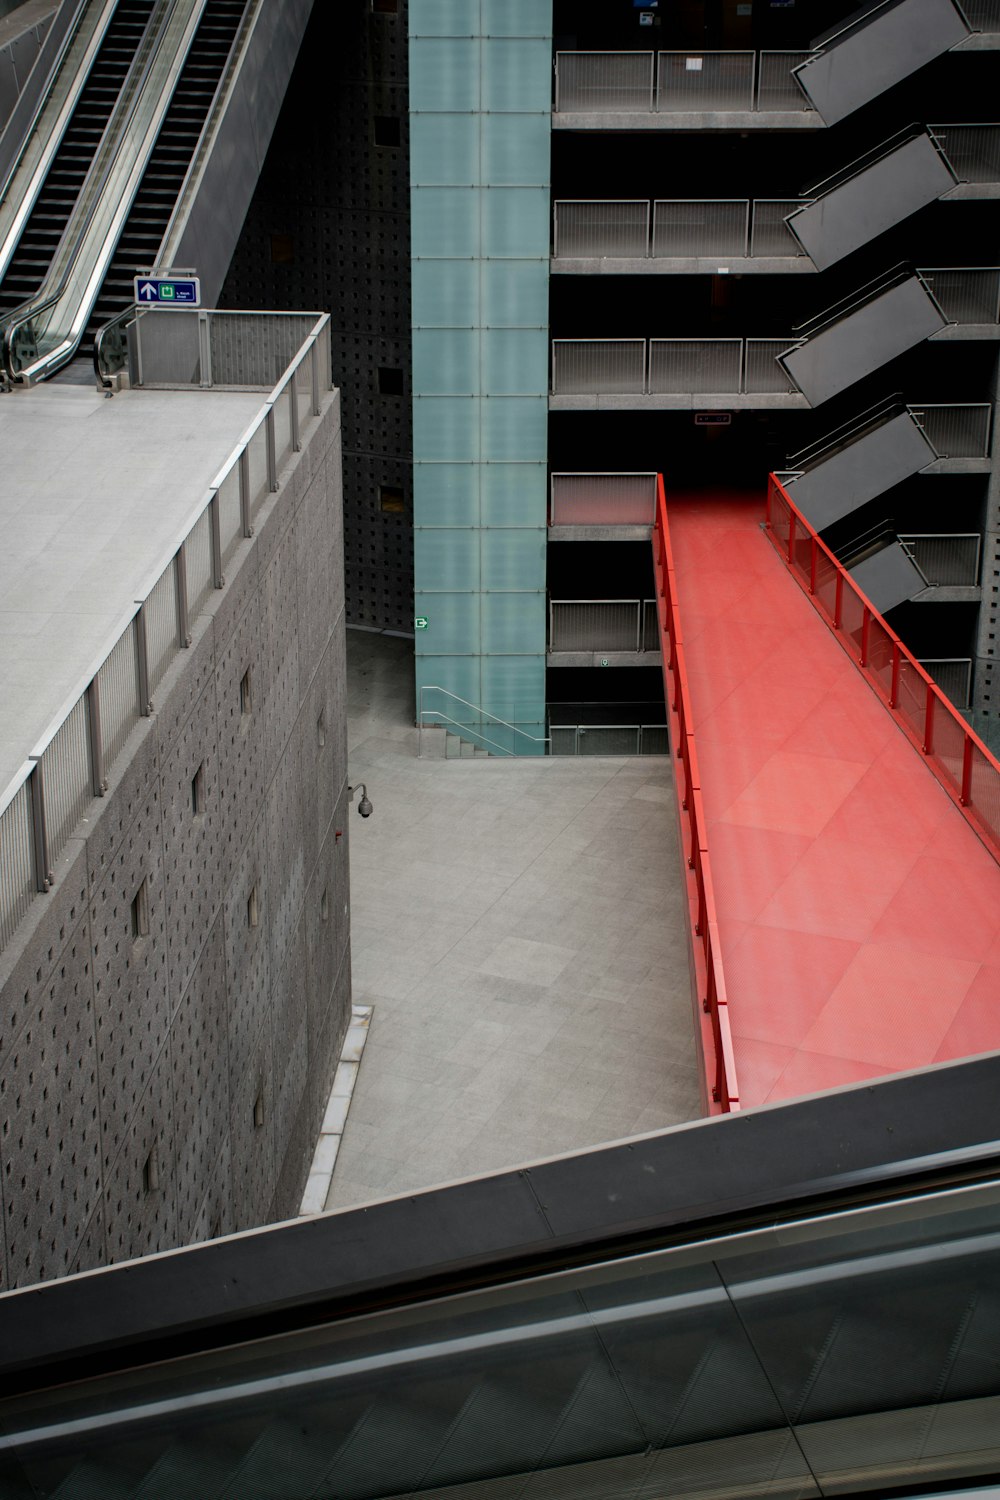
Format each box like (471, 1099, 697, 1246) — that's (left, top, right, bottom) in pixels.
(549, 524, 653, 542)
(551, 256, 816, 276)
(952, 31, 1000, 47)
(553, 110, 823, 131)
(549, 393, 809, 411)
(547, 650, 663, 667)
(912, 585, 982, 602)
(920, 457, 992, 474)
(930, 324, 1000, 340)
(942, 183, 1000, 200)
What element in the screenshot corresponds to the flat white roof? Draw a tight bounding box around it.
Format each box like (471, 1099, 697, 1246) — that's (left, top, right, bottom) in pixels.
(0, 381, 265, 795)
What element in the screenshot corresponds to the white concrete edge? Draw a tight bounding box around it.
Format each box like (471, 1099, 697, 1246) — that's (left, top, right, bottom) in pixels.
(299, 1005, 373, 1217)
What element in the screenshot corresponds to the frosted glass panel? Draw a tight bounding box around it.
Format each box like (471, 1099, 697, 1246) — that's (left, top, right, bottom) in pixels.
(415, 657, 480, 710)
(483, 40, 552, 111)
(411, 114, 479, 185)
(412, 188, 480, 258)
(412, 261, 479, 328)
(483, 593, 547, 654)
(481, 654, 546, 708)
(483, 114, 550, 186)
(483, 260, 548, 327)
(484, 329, 548, 394)
(415, 527, 479, 590)
(483, 188, 550, 257)
(413, 329, 480, 394)
(414, 463, 479, 525)
(410, 0, 475, 35)
(482, 0, 553, 37)
(482, 529, 545, 591)
(481, 463, 546, 526)
(413, 592, 480, 654)
(411, 39, 480, 111)
(482, 397, 547, 460)
(413, 397, 481, 461)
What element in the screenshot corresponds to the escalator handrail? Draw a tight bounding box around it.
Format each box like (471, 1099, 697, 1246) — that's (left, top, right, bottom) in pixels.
(0, 0, 120, 284)
(2, 0, 212, 383)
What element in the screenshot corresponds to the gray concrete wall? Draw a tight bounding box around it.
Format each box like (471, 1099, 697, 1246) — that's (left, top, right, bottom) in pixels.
(0, 392, 350, 1291)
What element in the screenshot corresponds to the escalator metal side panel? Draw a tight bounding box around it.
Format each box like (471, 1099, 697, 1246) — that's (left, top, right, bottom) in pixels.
(0, 0, 84, 185)
(160, 0, 313, 307)
(794, 0, 970, 126)
(848, 541, 930, 612)
(788, 134, 958, 273)
(0, 8, 54, 136)
(780, 277, 947, 407)
(789, 412, 937, 531)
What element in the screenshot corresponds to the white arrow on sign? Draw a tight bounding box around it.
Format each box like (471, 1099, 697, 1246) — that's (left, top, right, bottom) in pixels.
(138, 281, 158, 301)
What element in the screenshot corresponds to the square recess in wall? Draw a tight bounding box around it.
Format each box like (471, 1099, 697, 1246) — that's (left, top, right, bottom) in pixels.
(374, 117, 401, 149)
(270, 234, 294, 265)
(379, 484, 405, 514)
(377, 365, 404, 396)
(371, 0, 398, 12)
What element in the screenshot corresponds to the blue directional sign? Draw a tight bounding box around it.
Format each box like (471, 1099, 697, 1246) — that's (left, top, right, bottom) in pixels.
(133, 275, 201, 307)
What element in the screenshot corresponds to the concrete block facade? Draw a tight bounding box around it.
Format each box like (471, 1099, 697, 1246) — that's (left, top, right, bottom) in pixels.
(0, 392, 350, 1291)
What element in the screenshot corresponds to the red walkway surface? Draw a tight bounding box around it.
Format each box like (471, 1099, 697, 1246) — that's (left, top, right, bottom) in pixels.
(669, 490, 1000, 1109)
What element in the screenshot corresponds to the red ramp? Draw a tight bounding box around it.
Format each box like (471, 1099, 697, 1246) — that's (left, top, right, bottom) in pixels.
(657, 482, 1000, 1112)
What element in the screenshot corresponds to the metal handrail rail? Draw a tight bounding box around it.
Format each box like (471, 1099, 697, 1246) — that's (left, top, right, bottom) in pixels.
(793, 262, 914, 336)
(915, 265, 1000, 323)
(418, 687, 549, 749)
(766, 473, 1000, 864)
(786, 394, 905, 468)
(2, 0, 209, 385)
(799, 122, 934, 199)
(805, 0, 901, 52)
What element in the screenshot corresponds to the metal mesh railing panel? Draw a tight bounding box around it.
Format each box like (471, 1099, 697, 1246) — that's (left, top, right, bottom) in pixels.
(577, 726, 641, 755)
(969, 742, 1000, 845)
(186, 507, 214, 617)
(553, 201, 649, 258)
(867, 616, 896, 705)
(648, 339, 741, 394)
(757, 52, 813, 110)
(642, 600, 660, 651)
(208, 312, 317, 386)
(814, 547, 838, 625)
(550, 473, 657, 525)
(896, 657, 928, 743)
(136, 311, 201, 385)
(959, 0, 1000, 31)
(550, 601, 642, 652)
(217, 464, 242, 567)
(745, 339, 798, 393)
(921, 269, 1000, 324)
(652, 200, 749, 257)
(555, 52, 653, 112)
(929, 693, 968, 787)
(549, 727, 578, 755)
(40, 697, 92, 858)
(839, 586, 865, 663)
(899, 535, 981, 585)
(910, 404, 992, 457)
(246, 420, 270, 517)
(920, 658, 973, 709)
(933, 125, 1000, 183)
(641, 725, 670, 754)
(750, 200, 806, 257)
(273, 388, 294, 476)
(295, 351, 313, 435)
(145, 563, 178, 694)
(96, 622, 140, 772)
(0, 780, 34, 951)
(551, 340, 646, 394)
(656, 52, 754, 111)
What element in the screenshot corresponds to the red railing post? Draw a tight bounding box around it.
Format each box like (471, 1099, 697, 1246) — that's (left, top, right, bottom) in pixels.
(961, 736, 974, 805)
(860, 607, 871, 668)
(924, 683, 935, 755)
(765, 481, 772, 530)
(809, 537, 818, 594)
(787, 508, 796, 566)
(834, 571, 843, 630)
(890, 642, 901, 708)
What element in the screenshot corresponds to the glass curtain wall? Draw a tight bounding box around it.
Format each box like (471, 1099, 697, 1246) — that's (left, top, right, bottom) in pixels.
(409, 0, 552, 754)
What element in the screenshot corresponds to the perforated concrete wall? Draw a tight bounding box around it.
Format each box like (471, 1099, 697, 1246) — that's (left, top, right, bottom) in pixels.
(219, 0, 413, 635)
(0, 394, 350, 1290)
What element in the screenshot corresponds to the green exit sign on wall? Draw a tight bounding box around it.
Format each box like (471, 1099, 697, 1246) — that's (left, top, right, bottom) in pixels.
(415, 616, 429, 630)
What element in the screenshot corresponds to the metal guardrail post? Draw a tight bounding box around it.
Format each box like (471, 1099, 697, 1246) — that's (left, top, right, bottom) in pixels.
(175, 543, 191, 647)
(209, 491, 224, 589)
(834, 571, 844, 630)
(86, 678, 106, 795)
(924, 682, 936, 754)
(311, 340, 321, 416)
(266, 408, 278, 492)
(961, 736, 975, 804)
(198, 311, 212, 389)
(28, 761, 51, 892)
(891, 643, 901, 707)
(239, 447, 253, 537)
(809, 537, 818, 594)
(860, 607, 871, 668)
(635, 603, 642, 654)
(787, 508, 796, 564)
(289, 378, 300, 452)
(134, 603, 152, 715)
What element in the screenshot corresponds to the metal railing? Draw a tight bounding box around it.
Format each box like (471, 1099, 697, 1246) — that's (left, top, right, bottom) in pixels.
(918, 658, 974, 708)
(551, 338, 801, 396)
(417, 687, 548, 759)
(929, 123, 1000, 183)
(549, 600, 659, 654)
(554, 49, 816, 114)
(0, 311, 332, 957)
(957, 0, 1000, 30)
(552, 199, 809, 260)
(549, 472, 658, 526)
(908, 403, 992, 458)
(901, 534, 982, 586)
(550, 725, 671, 756)
(653, 474, 737, 1112)
(766, 474, 1000, 867)
(917, 267, 1000, 325)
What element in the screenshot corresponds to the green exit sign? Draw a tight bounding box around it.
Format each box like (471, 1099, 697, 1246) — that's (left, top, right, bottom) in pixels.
(414, 616, 429, 630)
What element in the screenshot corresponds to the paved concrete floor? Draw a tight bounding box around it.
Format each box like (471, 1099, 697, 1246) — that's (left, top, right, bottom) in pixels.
(325, 630, 702, 1210)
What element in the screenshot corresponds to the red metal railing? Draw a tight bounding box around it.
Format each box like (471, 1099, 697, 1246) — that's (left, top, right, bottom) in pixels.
(767, 473, 1000, 865)
(653, 475, 740, 1114)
